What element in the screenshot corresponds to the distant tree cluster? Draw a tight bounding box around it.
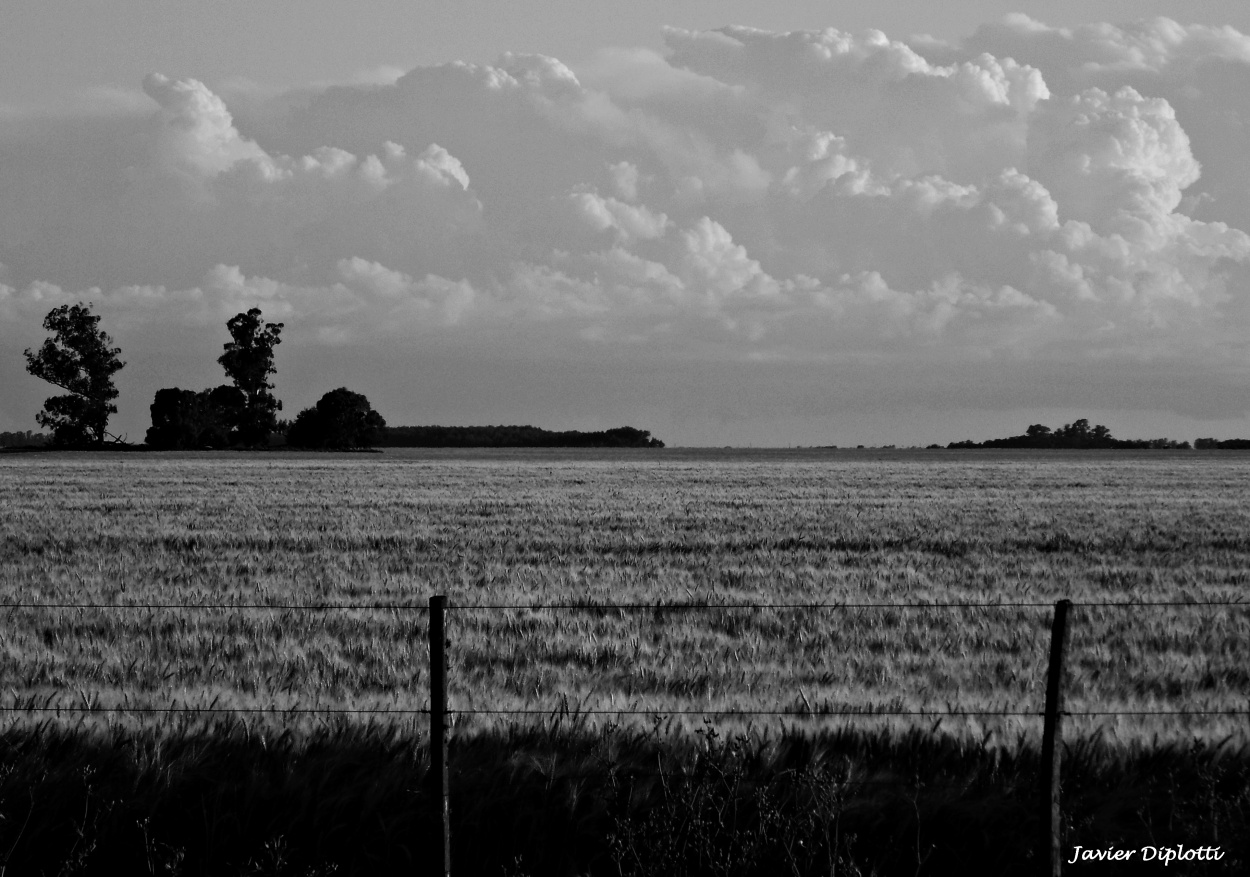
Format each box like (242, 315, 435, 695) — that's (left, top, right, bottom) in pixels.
(1195, 438, 1250, 449)
(146, 308, 286, 449)
(20, 305, 663, 452)
(0, 431, 51, 449)
(377, 425, 665, 448)
(145, 311, 386, 450)
(949, 419, 1191, 450)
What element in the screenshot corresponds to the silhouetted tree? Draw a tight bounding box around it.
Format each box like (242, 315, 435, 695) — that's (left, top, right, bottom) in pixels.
(146, 389, 203, 450)
(145, 385, 246, 449)
(23, 302, 125, 447)
(218, 309, 283, 445)
(287, 388, 386, 449)
(1058, 418, 1091, 446)
(203, 385, 247, 444)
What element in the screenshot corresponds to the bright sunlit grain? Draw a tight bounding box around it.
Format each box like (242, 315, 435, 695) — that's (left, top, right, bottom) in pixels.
(1, 448, 1246, 743)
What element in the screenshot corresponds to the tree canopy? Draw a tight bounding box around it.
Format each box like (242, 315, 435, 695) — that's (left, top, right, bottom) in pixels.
(145, 386, 245, 450)
(218, 308, 283, 446)
(287, 388, 386, 449)
(23, 302, 125, 446)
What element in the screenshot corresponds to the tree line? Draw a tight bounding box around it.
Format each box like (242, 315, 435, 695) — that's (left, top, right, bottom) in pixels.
(376, 425, 664, 448)
(13, 303, 1243, 453)
(947, 420, 1192, 449)
(17, 302, 664, 450)
(1194, 438, 1250, 449)
(0, 431, 51, 449)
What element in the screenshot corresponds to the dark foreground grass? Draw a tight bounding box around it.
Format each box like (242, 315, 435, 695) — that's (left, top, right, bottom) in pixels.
(0, 718, 1246, 876)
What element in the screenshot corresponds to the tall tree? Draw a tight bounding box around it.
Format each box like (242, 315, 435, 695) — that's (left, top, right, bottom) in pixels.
(218, 308, 283, 446)
(23, 302, 125, 447)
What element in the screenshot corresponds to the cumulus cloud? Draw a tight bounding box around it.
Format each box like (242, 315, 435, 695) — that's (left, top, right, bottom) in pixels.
(680, 217, 778, 301)
(568, 190, 670, 241)
(5, 16, 1250, 438)
(1027, 85, 1200, 229)
(336, 257, 476, 329)
(950, 15, 1250, 227)
(143, 73, 269, 175)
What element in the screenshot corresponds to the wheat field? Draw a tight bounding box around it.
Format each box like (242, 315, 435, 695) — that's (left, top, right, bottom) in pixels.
(2, 447, 1246, 745)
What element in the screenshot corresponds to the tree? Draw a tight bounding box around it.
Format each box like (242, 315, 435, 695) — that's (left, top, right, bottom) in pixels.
(23, 302, 125, 447)
(218, 308, 283, 445)
(145, 385, 245, 450)
(145, 389, 203, 450)
(1059, 419, 1092, 444)
(287, 388, 386, 449)
(202, 384, 247, 445)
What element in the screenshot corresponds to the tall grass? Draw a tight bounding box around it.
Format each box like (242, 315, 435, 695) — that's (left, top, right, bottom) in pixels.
(0, 716, 1245, 875)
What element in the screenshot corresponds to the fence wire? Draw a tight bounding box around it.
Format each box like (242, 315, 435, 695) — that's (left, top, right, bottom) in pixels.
(449, 600, 1247, 610)
(1, 601, 430, 611)
(3, 599, 1245, 612)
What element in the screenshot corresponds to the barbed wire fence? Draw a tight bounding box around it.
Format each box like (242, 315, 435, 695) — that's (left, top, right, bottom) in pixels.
(1, 596, 1247, 875)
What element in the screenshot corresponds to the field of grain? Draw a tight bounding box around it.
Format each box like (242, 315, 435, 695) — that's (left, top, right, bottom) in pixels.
(2, 448, 1247, 745)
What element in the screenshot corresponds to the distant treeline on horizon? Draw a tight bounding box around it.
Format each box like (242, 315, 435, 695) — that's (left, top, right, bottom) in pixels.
(947, 419, 1250, 450)
(0, 431, 50, 449)
(8, 424, 1250, 451)
(0, 425, 665, 450)
(374, 425, 665, 449)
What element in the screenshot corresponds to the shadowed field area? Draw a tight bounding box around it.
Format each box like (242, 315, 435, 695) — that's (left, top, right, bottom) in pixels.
(0, 717, 1246, 876)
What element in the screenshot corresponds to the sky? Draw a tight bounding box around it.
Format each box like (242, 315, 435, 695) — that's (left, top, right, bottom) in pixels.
(6, 2, 1250, 447)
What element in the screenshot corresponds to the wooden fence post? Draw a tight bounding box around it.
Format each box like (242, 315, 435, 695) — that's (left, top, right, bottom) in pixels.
(429, 595, 451, 877)
(1039, 599, 1071, 876)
